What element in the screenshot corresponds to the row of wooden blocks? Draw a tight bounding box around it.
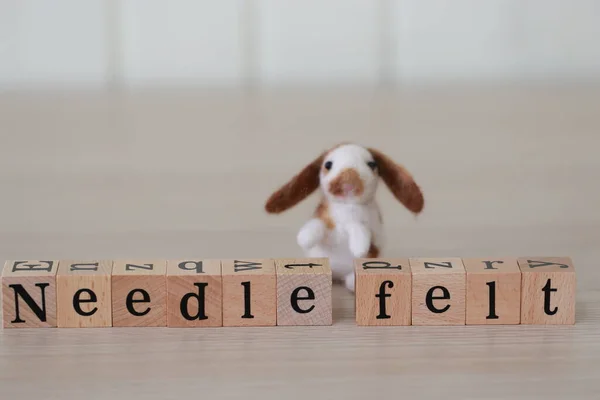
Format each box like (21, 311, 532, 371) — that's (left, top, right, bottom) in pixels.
(1, 256, 576, 328)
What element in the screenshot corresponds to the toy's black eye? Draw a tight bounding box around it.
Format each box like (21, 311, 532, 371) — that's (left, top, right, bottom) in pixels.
(367, 161, 377, 170)
(324, 161, 333, 170)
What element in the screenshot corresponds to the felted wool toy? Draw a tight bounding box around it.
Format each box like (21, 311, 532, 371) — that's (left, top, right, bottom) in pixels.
(264, 143, 425, 292)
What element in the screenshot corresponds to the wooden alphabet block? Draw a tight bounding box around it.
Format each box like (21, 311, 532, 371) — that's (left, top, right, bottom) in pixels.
(463, 257, 521, 325)
(111, 260, 167, 327)
(275, 258, 332, 326)
(56, 260, 113, 328)
(410, 257, 466, 325)
(2, 260, 59, 328)
(518, 257, 576, 325)
(354, 258, 412, 326)
(222, 259, 276, 327)
(166, 259, 222, 327)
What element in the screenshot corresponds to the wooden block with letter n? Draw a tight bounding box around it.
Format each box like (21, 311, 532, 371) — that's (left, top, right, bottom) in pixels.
(354, 258, 412, 326)
(56, 260, 113, 328)
(410, 257, 466, 325)
(166, 259, 222, 327)
(222, 259, 276, 326)
(275, 258, 332, 326)
(518, 257, 576, 325)
(2, 260, 59, 328)
(111, 260, 167, 327)
(463, 257, 521, 325)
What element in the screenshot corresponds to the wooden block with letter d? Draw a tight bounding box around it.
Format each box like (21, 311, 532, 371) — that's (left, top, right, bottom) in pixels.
(354, 258, 412, 326)
(222, 259, 276, 326)
(166, 259, 222, 327)
(463, 257, 521, 325)
(410, 257, 466, 325)
(275, 258, 332, 326)
(111, 260, 167, 327)
(518, 257, 576, 325)
(56, 260, 113, 328)
(2, 260, 59, 328)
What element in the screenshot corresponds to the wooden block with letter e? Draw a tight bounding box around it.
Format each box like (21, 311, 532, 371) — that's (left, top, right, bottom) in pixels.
(111, 260, 167, 327)
(354, 258, 412, 326)
(56, 260, 113, 328)
(166, 259, 222, 327)
(222, 259, 276, 326)
(2, 260, 59, 328)
(410, 258, 466, 325)
(518, 257, 576, 325)
(463, 257, 521, 325)
(275, 258, 332, 326)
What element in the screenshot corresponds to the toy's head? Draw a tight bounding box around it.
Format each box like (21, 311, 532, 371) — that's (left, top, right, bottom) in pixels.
(264, 143, 424, 214)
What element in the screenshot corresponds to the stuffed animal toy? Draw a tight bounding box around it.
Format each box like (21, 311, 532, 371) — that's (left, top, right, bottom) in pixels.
(264, 143, 424, 292)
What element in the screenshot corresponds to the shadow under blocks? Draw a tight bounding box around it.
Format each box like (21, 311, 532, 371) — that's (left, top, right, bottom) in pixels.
(1, 257, 575, 328)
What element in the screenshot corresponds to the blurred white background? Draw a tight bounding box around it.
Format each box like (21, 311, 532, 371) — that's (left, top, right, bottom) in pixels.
(1, 0, 599, 90)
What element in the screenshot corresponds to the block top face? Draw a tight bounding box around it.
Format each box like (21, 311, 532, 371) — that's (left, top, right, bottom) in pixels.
(221, 259, 275, 275)
(112, 260, 167, 276)
(275, 258, 331, 275)
(354, 258, 411, 275)
(517, 257, 575, 273)
(56, 260, 113, 276)
(167, 259, 221, 276)
(409, 257, 465, 274)
(462, 257, 520, 274)
(2, 260, 59, 278)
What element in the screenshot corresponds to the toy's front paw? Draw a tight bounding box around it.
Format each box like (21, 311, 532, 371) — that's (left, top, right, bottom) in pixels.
(348, 224, 371, 258)
(297, 219, 326, 250)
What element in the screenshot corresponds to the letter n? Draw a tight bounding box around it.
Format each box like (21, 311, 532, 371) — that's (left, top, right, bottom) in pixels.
(7, 283, 50, 326)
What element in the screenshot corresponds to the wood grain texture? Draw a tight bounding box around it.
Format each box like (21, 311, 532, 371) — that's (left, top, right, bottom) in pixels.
(1, 260, 59, 328)
(111, 260, 167, 327)
(275, 258, 332, 326)
(354, 258, 412, 326)
(222, 259, 276, 327)
(518, 257, 576, 325)
(463, 257, 521, 325)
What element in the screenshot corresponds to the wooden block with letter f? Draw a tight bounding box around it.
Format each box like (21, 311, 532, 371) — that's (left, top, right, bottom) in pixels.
(275, 258, 332, 326)
(410, 258, 466, 325)
(166, 259, 222, 327)
(112, 260, 167, 327)
(2, 260, 59, 328)
(222, 259, 276, 326)
(354, 258, 412, 326)
(518, 257, 576, 325)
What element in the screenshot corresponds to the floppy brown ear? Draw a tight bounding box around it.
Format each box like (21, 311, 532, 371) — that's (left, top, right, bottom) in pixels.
(368, 147, 424, 214)
(265, 152, 326, 214)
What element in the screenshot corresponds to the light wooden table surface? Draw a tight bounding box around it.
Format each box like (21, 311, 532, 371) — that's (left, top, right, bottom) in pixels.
(0, 86, 599, 399)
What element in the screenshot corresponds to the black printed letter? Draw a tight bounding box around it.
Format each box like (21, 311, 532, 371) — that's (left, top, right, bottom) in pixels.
(375, 280, 394, 319)
(290, 286, 315, 313)
(241, 281, 254, 318)
(180, 282, 208, 320)
(178, 261, 203, 274)
(362, 261, 402, 270)
(234, 260, 262, 272)
(483, 260, 503, 270)
(73, 289, 98, 316)
(542, 279, 558, 315)
(126, 289, 151, 316)
(8, 283, 49, 323)
(486, 281, 499, 319)
(425, 286, 451, 313)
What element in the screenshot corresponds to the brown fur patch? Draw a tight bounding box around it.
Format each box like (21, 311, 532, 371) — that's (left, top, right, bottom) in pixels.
(367, 242, 379, 258)
(328, 168, 364, 197)
(368, 147, 424, 213)
(314, 199, 335, 230)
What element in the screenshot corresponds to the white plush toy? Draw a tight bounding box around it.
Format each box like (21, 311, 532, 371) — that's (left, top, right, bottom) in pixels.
(264, 143, 425, 292)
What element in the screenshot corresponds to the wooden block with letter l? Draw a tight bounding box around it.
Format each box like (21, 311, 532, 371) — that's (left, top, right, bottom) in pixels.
(463, 257, 521, 325)
(409, 257, 466, 325)
(518, 257, 576, 325)
(354, 258, 412, 326)
(2, 260, 59, 328)
(166, 259, 222, 327)
(222, 259, 276, 327)
(275, 258, 332, 326)
(56, 260, 113, 328)
(111, 260, 167, 327)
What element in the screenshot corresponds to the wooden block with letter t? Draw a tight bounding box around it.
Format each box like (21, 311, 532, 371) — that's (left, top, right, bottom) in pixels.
(518, 257, 576, 325)
(111, 260, 167, 327)
(166, 259, 222, 327)
(410, 258, 466, 325)
(56, 260, 113, 328)
(2, 260, 59, 328)
(463, 257, 521, 325)
(275, 258, 332, 326)
(222, 259, 276, 326)
(354, 258, 412, 326)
